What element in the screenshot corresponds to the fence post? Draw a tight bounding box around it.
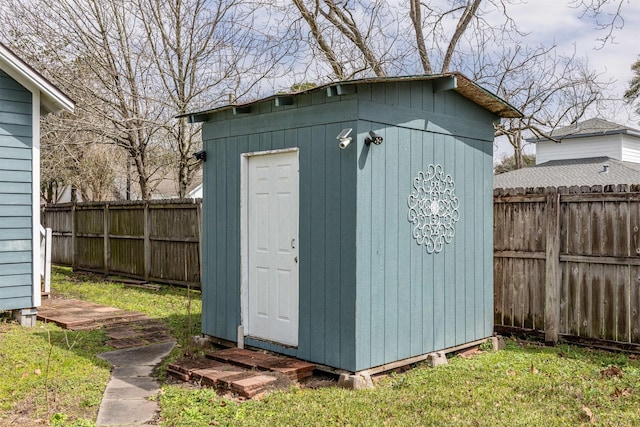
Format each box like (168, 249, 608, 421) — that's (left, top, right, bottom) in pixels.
(544, 188, 561, 344)
(103, 204, 110, 276)
(71, 202, 77, 271)
(144, 202, 151, 281)
(43, 227, 52, 294)
(196, 202, 202, 284)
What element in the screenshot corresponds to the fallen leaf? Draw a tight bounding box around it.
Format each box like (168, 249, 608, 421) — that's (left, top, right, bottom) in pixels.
(557, 351, 566, 358)
(530, 364, 539, 374)
(21, 372, 28, 379)
(600, 366, 623, 379)
(582, 406, 594, 422)
(34, 369, 41, 375)
(612, 387, 632, 400)
(629, 354, 639, 360)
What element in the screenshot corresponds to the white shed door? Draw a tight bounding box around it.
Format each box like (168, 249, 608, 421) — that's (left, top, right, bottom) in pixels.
(246, 151, 299, 346)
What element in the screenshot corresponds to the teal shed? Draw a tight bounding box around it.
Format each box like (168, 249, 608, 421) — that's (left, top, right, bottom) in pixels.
(185, 73, 520, 373)
(0, 43, 73, 325)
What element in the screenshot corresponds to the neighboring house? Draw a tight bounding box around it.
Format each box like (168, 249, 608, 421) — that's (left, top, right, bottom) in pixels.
(184, 73, 521, 373)
(0, 43, 74, 325)
(495, 118, 640, 189)
(188, 183, 202, 199)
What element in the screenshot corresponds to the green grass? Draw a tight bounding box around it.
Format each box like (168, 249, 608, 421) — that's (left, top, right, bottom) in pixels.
(4, 267, 640, 426)
(51, 267, 202, 349)
(159, 342, 640, 426)
(0, 266, 200, 426)
(0, 312, 111, 426)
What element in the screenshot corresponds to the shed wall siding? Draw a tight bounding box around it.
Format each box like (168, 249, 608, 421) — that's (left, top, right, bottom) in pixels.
(354, 81, 495, 370)
(201, 91, 358, 370)
(0, 70, 33, 311)
(201, 80, 498, 372)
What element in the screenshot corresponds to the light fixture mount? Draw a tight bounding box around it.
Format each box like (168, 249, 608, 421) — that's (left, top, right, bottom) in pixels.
(365, 130, 383, 146)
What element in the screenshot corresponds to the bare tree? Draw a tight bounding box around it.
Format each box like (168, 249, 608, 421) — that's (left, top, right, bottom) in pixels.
(569, 0, 627, 46)
(136, 0, 293, 197)
(40, 111, 123, 203)
(1, 0, 167, 199)
(624, 57, 640, 114)
(2, 0, 294, 199)
(286, 0, 617, 169)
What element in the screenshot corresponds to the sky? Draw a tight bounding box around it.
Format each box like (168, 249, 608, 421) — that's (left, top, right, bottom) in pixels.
(492, 0, 640, 162)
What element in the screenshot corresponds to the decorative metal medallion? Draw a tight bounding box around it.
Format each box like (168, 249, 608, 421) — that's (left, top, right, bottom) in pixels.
(408, 164, 460, 254)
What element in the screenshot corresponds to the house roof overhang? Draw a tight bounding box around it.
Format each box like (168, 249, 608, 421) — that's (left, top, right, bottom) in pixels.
(179, 72, 522, 123)
(0, 42, 74, 115)
(525, 118, 640, 144)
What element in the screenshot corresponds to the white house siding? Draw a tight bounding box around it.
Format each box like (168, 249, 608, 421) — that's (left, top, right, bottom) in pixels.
(536, 134, 623, 165)
(621, 135, 640, 164)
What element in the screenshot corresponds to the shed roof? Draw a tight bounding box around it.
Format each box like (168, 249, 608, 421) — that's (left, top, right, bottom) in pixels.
(181, 72, 522, 122)
(528, 118, 640, 142)
(494, 156, 640, 189)
(0, 42, 74, 114)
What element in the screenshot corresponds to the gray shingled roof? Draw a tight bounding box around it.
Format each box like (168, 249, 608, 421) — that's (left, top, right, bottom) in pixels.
(494, 157, 640, 189)
(529, 118, 640, 142)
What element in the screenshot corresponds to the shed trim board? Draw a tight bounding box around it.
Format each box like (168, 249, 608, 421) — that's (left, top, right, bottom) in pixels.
(30, 90, 41, 308)
(197, 77, 516, 372)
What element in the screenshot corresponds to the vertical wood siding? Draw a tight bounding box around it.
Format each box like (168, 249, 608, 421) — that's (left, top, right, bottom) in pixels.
(0, 70, 33, 311)
(201, 81, 497, 372)
(201, 92, 359, 369)
(494, 186, 640, 346)
(354, 82, 496, 371)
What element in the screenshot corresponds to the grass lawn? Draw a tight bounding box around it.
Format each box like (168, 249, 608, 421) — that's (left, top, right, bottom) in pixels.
(3, 268, 640, 426)
(0, 266, 200, 426)
(160, 341, 640, 426)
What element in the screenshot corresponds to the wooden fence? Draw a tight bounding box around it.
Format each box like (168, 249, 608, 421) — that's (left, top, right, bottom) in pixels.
(494, 184, 640, 349)
(42, 199, 202, 288)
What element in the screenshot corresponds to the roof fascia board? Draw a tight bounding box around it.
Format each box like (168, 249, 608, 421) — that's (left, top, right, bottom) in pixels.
(0, 44, 74, 114)
(181, 72, 522, 121)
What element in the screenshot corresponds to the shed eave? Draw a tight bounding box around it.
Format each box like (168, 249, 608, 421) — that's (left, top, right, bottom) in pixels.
(180, 72, 522, 121)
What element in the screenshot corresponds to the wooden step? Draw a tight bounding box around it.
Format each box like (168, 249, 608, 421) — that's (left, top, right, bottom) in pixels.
(206, 347, 316, 381)
(167, 357, 280, 398)
(37, 298, 148, 330)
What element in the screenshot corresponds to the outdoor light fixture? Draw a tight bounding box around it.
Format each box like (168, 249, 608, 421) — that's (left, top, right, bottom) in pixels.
(365, 130, 383, 146)
(337, 128, 353, 149)
(194, 150, 207, 161)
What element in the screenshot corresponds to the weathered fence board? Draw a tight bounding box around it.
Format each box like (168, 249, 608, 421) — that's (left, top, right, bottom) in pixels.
(494, 185, 640, 350)
(42, 200, 201, 287)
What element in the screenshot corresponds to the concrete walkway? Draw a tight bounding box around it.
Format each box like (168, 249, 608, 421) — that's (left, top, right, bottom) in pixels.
(96, 341, 175, 426)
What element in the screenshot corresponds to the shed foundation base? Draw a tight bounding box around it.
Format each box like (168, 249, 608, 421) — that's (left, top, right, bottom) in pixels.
(491, 335, 506, 351)
(192, 335, 211, 348)
(13, 308, 37, 327)
(426, 351, 448, 367)
(338, 372, 374, 390)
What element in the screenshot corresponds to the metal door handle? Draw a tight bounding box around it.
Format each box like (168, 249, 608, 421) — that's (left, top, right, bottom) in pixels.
(291, 238, 296, 249)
